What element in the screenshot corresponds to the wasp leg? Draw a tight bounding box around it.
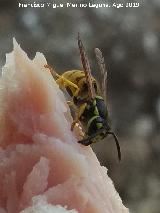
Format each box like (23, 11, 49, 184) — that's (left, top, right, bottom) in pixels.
(67, 100, 75, 107)
(57, 77, 80, 97)
(76, 122, 85, 138)
(71, 103, 87, 131)
(66, 100, 78, 131)
(45, 64, 80, 96)
(71, 116, 79, 131)
(107, 131, 121, 161)
(67, 100, 85, 138)
(44, 64, 60, 79)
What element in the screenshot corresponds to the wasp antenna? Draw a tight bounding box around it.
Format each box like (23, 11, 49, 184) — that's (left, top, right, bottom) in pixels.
(77, 32, 80, 41)
(77, 34, 94, 99)
(107, 131, 121, 161)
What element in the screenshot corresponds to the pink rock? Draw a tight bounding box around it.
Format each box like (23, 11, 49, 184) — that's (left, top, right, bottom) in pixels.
(0, 39, 129, 213)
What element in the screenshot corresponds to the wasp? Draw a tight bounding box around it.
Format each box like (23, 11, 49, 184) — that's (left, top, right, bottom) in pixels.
(45, 34, 121, 161)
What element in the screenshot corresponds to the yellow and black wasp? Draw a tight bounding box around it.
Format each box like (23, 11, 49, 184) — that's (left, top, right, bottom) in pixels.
(45, 34, 121, 161)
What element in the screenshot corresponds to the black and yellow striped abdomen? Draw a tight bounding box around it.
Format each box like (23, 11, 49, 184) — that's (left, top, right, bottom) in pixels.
(80, 96, 110, 138)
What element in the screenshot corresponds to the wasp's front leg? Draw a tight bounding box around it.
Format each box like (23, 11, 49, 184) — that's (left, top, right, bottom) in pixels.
(71, 103, 87, 131)
(44, 64, 60, 79)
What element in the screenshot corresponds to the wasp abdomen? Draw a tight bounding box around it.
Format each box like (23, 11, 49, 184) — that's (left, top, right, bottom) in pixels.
(87, 116, 104, 135)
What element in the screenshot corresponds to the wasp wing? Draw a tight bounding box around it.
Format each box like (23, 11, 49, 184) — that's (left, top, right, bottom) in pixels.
(78, 33, 95, 100)
(94, 48, 107, 104)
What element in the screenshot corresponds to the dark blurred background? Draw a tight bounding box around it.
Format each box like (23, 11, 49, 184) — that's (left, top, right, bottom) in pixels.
(0, 0, 160, 212)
